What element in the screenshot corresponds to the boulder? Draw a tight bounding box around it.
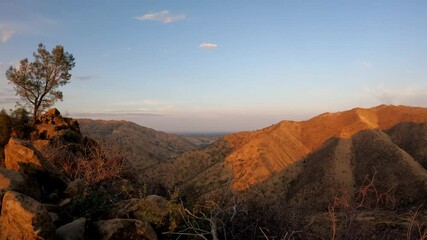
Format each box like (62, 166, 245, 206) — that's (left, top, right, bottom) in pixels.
(49, 212, 59, 224)
(95, 218, 157, 240)
(55, 217, 86, 240)
(0, 167, 41, 199)
(0, 191, 54, 240)
(140, 195, 170, 224)
(110, 195, 181, 229)
(5, 138, 47, 171)
(65, 179, 89, 198)
(4, 138, 70, 193)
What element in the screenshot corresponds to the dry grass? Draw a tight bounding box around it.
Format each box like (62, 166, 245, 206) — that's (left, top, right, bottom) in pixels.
(45, 140, 124, 184)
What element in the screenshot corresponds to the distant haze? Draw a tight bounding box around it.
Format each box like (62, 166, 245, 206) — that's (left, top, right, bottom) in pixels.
(71, 109, 314, 133)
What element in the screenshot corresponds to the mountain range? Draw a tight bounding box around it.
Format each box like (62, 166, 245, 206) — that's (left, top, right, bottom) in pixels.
(74, 105, 427, 238)
(137, 105, 427, 211)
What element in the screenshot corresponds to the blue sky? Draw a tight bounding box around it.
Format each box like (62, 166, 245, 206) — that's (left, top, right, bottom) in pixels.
(1, 0, 427, 132)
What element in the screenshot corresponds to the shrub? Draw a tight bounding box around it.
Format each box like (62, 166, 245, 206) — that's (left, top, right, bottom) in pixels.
(9, 107, 33, 139)
(0, 109, 12, 147)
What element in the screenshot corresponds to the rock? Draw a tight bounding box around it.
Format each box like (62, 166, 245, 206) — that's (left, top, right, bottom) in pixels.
(140, 195, 170, 224)
(55, 217, 86, 240)
(0, 191, 54, 240)
(5, 138, 46, 171)
(65, 179, 89, 197)
(110, 178, 136, 197)
(33, 108, 86, 160)
(110, 195, 179, 228)
(59, 198, 72, 208)
(95, 218, 157, 240)
(35, 108, 81, 140)
(0, 167, 41, 199)
(41, 203, 61, 212)
(49, 212, 59, 223)
(49, 192, 60, 202)
(4, 138, 70, 193)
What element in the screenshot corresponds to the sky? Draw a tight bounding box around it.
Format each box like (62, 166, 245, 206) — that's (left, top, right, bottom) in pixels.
(1, 0, 427, 133)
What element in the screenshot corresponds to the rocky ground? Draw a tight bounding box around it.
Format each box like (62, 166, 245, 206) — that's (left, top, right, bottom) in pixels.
(0, 109, 183, 240)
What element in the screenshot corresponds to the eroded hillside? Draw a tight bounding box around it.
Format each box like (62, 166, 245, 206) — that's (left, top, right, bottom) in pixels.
(142, 105, 427, 209)
(78, 119, 196, 171)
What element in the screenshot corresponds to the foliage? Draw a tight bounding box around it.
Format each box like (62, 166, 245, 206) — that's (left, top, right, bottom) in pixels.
(6, 43, 75, 121)
(0, 108, 32, 161)
(9, 107, 33, 139)
(0, 109, 12, 147)
(59, 186, 111, 225)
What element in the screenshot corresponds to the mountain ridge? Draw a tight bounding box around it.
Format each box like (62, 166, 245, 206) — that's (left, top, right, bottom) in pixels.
(77, 118, 197, 171)
(139, 105, 427, 212)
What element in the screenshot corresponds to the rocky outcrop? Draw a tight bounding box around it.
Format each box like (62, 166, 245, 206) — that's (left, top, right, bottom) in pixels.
(0, 167, 41, 200)
(95, 218, 157, 240)
(32, 109, 101, 173)
(5, 138, 48, 171)
(35, 108, 81, 141)
(4, 138, 70, 193)
(0, 191, 54, 240)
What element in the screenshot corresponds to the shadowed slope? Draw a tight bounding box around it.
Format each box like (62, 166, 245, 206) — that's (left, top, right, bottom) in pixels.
(222, 105, 427, 192)
(288, 128, 427, 210)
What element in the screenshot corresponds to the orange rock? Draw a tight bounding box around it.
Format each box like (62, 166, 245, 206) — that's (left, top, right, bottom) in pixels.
(0, 191, 54, 240)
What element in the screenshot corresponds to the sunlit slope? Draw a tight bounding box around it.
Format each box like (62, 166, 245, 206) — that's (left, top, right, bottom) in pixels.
(141, 105, 427, 207)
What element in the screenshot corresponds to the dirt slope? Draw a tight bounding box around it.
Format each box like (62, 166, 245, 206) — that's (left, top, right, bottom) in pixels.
(142, 105, 427, 209)
(78, 119, 196, 171)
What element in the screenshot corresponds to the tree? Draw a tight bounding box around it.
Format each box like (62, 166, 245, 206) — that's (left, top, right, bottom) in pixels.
(6, 43, 75, 122)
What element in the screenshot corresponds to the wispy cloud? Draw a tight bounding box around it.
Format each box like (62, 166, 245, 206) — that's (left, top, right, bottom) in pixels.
(143, 99, 169, 106)
(0, 88, 19, 104)
(199, 42, 218, 49)
(110, 99, 174, 114)
(135, 10, 186, 23)
(360, 60, 373, 68)
(72, 110, 163, 119)
(75, 76, 97, 81)
(365, 84, 427, 106)
(0, 25, 14, 43)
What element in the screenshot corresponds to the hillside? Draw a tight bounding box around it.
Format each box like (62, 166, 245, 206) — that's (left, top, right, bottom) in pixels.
(142, 105, 427, 209)
(78, 119, 197, 171)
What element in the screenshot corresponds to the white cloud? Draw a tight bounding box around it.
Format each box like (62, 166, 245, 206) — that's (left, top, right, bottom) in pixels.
(74, 110, 163, 117)
(108, 99, 174, 114)
(0, 25, 14, 43)
(360, 60, 373, 68)
(143, 99, 169, 106)
(199, 42, 218, 49)
(135, 10, 186, 23)
(365, 84, 427, 106)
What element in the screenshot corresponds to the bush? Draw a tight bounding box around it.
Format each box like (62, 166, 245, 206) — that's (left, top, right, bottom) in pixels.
(9, 107, 33, 139)
(0, 109, 12, 147)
